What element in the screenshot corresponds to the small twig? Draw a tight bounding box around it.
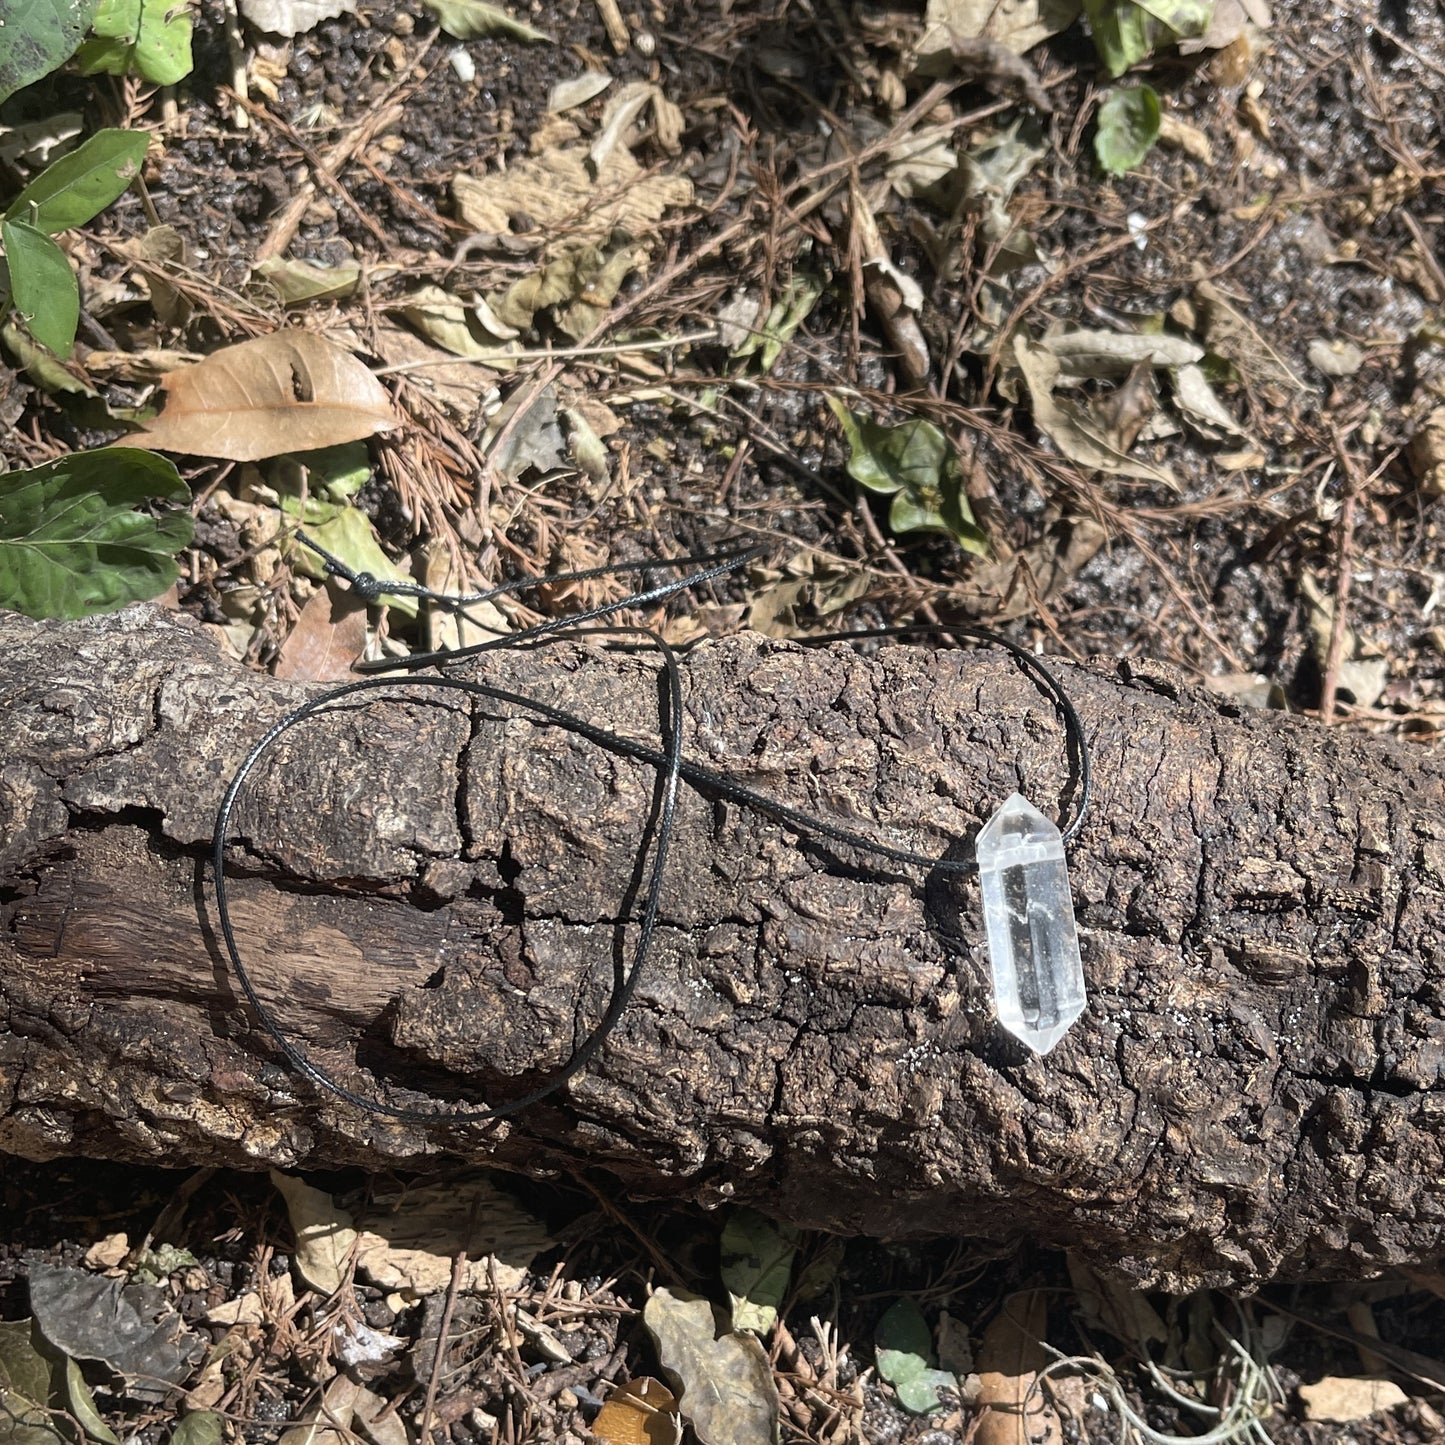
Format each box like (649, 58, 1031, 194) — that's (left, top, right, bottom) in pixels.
(1401, 211, 1445, 302)
(419, 1250, 467, 1445)
(372, 330, 718, 373)
(594, 0, 629, 52)
(1320, 424, 1363, 724)
(222, 0, 250, 129)
(236, 93, 399, 257)
(574, 1175, 689, 1288)
(247, 32, 437, 262)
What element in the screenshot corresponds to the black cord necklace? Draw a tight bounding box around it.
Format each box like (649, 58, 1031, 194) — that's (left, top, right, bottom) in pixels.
(212, 537, 1093, 1124)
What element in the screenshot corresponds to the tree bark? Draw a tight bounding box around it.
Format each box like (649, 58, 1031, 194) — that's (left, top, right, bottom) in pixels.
(2, 605, 1444, 1291)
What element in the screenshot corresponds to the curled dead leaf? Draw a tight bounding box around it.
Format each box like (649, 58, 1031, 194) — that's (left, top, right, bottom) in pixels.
(273, 579, 369, 682)
(136, 332, 400, 461)
(975, 1290, 1061, 1445)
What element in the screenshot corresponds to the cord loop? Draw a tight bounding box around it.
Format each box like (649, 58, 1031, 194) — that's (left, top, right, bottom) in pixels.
(212, 536, 1092, 1124)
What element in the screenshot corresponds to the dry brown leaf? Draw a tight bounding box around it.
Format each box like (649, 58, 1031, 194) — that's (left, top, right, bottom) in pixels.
(642, 1288, 778, 1445)
(1012, 335, 1178, 487)
(1408, 407, 1445, 497)
(352, 1386, 409, 1445)
(270, 1171, 357, 1297)
(1298, 1376, 1409, 1423)
(278, 1373, 361, 1445)
(452, 143, 692, 248)
(83, 1233, 130, 1270)
(420, 543, 509, 656)
(273, 579, 369, 682)
(850, 181, 929, 384)
(366, 317, 501, 425)
(975, 1290, 1061, 1445)
(82, 347, 201, 382)
(915, 0, 1081, 66)
(136, 332, 401, 461)
(1194, 278, 1309, 395)
(1065, 1252, 1167, 1349)
(392, 285, 517, 360)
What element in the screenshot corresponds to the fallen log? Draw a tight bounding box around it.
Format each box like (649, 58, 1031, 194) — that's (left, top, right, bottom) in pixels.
(2, 604, 1443, 1291)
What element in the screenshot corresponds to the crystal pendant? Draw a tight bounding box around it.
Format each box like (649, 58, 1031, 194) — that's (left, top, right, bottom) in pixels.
(977, 792, 1086, 1054)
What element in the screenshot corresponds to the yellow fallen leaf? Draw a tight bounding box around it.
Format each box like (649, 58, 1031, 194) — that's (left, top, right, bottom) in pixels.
(136, 331, 400, 460)
(593, 1378, 681, 1445)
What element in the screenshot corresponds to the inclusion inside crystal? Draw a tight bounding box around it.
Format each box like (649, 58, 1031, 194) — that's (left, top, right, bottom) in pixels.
(977, 791, 1086, 1054)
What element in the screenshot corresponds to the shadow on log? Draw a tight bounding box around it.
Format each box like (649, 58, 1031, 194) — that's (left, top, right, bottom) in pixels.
(2, 605, 1444, 1291)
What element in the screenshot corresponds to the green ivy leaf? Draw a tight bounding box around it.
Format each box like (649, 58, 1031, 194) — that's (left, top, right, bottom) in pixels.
(0, 0, 101, 106)
(0, 448, 194, 619)
(827, 395, 989, 556)
(721, 1209, 798, 1336)
(875, 1299, 958, 1416)
(1095, 84, 1162, 175)
(419, 0, 550, 41)
(75, 0, 193, 85)
(2, 219, 80, 356)
(3, 129, 149, 234)
(0, 1319, 53, 1407)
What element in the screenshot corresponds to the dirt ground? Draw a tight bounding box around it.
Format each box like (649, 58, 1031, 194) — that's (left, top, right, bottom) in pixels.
(3, 0, 1445, 1441)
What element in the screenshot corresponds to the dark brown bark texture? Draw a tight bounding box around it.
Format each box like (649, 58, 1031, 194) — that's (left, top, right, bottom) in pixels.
(3, 605, 1445, 1290)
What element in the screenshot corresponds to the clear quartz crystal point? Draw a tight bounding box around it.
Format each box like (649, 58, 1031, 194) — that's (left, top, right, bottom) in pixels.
(977, 792, 1086, 1055)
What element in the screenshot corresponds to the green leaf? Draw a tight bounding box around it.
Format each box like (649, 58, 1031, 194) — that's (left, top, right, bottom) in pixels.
(255, 255, 361, 305)
(827, 396, 946, 497)
(875, 1299, 958, 1416)
(0, 448, 194, 619)
(731, 274, 822, 375)
(280, 497, 419, 619)
(0, 0, 101, 106)
(170, 1414, 223, 1445)
(1083, 0, 1212, 75)
(721, 1209, 798, 1336)
(63, 1359, 121, 1445)
(1083, 0, 1153, 75)
(130, 1243, 199, 1285)
(0, 1319, 68, 1445)
(291, 442, 371, 502)
(419, 0, 550, 41)
(826, 396, 988, 556)
(2, 220, 79, 356)
(0, 320, 98, 395)
(1134, 0, 1212, 36)
(1095, 84, 1162, 175)
(75, 0, 193, 84)
(3, 129, 149, 234)
(0, 1321, 52, 1406)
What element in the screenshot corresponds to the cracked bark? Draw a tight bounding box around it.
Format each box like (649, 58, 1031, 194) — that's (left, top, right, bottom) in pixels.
(2, 605, 1444, 1291)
